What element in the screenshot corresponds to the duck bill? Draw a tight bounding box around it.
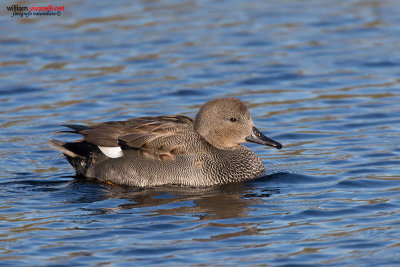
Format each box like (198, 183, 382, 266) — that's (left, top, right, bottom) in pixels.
(246, 127, 282, 149)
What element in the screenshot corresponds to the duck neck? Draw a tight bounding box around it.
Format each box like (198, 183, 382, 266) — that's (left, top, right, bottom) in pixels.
(215, 146, 266, 183)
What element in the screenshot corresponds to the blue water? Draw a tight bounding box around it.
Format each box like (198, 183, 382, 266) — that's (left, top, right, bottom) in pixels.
(1, 0, 400, 265)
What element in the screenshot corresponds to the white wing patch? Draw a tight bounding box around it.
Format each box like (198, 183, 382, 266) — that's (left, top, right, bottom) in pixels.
(98, 146, 123, 158)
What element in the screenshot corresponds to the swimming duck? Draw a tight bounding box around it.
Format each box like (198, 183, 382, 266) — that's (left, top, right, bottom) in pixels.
(49, 98, 282, 187)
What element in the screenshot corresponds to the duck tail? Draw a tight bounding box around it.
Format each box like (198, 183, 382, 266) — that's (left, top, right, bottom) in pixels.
(48, 139, 94, 175)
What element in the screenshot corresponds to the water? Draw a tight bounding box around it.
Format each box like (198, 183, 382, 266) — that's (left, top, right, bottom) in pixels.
(1, 0, 400, 265)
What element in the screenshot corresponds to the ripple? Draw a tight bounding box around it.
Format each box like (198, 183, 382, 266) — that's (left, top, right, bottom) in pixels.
(0, 86, 44, 97)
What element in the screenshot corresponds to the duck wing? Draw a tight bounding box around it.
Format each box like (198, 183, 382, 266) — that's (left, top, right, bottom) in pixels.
(63, 115, 195, 160)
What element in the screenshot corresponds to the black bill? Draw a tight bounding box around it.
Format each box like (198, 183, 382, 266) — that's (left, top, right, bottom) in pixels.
(246, 126, 282, 149)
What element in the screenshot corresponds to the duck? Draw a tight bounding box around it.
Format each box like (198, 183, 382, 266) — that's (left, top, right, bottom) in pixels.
(49, 98, 282, 187)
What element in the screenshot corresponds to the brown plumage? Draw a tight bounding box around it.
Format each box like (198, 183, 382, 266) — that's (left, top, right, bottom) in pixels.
(62, 115, 193, 161)
(49, 98, 282, 187)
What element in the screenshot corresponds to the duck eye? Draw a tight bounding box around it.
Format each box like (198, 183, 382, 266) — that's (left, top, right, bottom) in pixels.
(230, 117, 237, 122)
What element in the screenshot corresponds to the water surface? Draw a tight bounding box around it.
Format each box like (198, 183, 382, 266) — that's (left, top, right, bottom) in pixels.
(1, 0, 400, 265)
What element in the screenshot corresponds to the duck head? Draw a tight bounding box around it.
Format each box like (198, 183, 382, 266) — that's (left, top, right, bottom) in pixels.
(194, 98, 282, 150)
